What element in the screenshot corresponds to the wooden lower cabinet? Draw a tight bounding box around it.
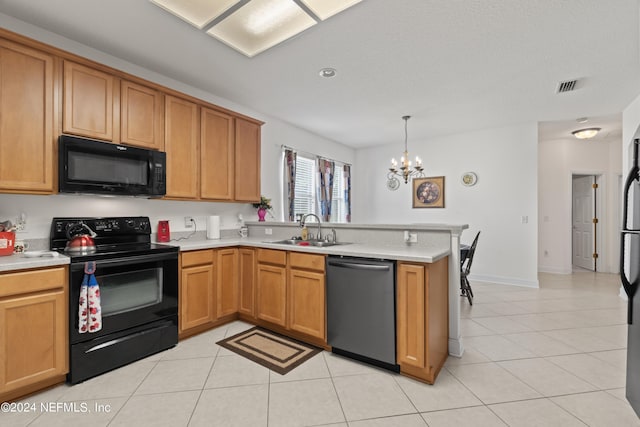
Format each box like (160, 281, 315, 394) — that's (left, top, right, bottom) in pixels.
(217, 248, 238, 318)
(288, 252, 325, 340)
(256, 249, 287, 327)
(288, 268, 325, 340)
(238, 248, 256, 317)
(255, 250, 326, 341)
(396, 257, 449, 384)
(180, 250, 216, 334)
(0, 267, 68, 401)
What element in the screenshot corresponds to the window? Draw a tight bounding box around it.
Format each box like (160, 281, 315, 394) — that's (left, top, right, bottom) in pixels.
(293, 156, 315, 219)
(287, 153, 350, 223)
(330, 164, 347, 223)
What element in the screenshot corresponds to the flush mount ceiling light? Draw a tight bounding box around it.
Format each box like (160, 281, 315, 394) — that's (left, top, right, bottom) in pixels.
(150, 0, 363, 57)
(572, 127, 601, 139)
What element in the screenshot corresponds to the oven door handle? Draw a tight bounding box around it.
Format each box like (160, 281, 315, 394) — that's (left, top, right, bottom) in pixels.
(70, 251, 177, 271)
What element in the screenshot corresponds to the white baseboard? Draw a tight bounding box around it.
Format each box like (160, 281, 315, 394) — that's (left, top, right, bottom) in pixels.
(538, 265, 572, 274)
(469, 273, 539, 288)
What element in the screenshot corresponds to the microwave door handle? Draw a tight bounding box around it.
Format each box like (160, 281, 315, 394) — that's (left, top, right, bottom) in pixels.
(621, 231, 639, 324)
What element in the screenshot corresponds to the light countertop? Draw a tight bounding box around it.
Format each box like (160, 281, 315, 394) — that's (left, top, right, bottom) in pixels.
(175, 237, 450, 263)
(0, 236, 450, 273)
(0, 252, 70, 272)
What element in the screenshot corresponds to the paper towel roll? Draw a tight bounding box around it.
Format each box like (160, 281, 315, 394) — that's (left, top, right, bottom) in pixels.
(206, 215, 220, 239)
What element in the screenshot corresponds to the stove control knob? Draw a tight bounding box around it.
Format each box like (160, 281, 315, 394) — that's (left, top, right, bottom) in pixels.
(125, 219, 134, 228)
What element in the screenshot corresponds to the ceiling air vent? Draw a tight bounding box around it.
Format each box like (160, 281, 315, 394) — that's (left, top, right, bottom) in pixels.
(556, 79, 578, 93)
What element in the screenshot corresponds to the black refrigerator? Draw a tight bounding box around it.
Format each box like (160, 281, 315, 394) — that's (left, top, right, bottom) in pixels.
(621, 138, 640, 417)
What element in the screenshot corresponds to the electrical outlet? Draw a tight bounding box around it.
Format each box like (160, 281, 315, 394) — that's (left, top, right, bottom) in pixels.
(403, 231, 418, 243)
(265, 228, 273, 235)
(184, 216, 194, 228)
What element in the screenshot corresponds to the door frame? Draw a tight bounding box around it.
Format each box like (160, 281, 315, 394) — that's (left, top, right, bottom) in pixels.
(569, 171, 606, 272)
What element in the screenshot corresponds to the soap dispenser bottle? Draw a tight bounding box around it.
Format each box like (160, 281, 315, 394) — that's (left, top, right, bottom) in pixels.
(301, 226, 308, 241)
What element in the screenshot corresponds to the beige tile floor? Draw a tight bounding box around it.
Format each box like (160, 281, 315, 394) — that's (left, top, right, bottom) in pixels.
(3, 271, 640, 426)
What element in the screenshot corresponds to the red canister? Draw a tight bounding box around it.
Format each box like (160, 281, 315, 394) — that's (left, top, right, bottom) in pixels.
(157, 220, 170, 242)
(0, 232, 15, 256)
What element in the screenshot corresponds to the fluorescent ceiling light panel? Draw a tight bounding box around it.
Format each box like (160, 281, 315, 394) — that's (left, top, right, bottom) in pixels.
(207, 0, 316, 57)
(150, 0, 241, 29)
(300, 0, 363, 20)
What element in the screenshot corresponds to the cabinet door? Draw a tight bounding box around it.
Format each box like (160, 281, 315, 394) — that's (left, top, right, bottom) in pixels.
(63, 61, 116, 141)
(164, 95, 199, 199)
(0, 40, 54, 193)
(0, 289, 66, 393)
(217, 248, 238, 317)
(234, 118, 261, 202)
(201, 107, 234, 200)
(238, 248, 256, 317)
(180, 264, 215, 332)
(396, 263, 426, 369)
(256, 263, 287, 327)
(121, 80, 163, 150)
(288, 269, 325, 340)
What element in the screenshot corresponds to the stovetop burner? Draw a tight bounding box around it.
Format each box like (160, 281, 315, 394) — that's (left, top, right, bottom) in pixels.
(50, 217, 178, 261)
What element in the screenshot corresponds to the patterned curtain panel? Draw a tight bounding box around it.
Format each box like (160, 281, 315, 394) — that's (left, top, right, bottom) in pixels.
(285, 149, 297, 222)
(317, 158, 335, 222)
(343, 164, 352, 223)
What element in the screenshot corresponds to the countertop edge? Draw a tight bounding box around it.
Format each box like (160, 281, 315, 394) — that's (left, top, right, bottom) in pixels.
(0, 255, 70, 272)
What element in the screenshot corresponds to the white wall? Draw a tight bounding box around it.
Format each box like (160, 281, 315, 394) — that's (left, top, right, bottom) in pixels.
(353, 123, 539, 287)
(0, 14, 354, 238)
(538, 136, 622, 274)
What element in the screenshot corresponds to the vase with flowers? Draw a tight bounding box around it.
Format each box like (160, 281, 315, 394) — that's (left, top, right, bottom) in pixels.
(252, 195, 273, 222)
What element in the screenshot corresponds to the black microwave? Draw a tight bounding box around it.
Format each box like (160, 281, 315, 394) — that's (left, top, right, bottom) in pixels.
(58, 135, 166, 197)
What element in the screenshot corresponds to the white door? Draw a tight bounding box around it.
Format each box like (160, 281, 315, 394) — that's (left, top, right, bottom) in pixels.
(572, 175, 595, 270)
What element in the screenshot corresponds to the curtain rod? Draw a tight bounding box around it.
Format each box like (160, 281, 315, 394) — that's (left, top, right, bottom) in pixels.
(280, 144, 352, 167)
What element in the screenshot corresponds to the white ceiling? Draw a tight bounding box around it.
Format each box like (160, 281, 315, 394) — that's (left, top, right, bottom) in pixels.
(0, 0, 638, 148)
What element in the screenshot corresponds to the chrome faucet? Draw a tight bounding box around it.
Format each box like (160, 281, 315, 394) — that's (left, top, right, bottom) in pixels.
(301, 213, 322, 241)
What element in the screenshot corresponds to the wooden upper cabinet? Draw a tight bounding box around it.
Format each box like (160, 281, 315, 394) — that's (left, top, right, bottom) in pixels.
(164, 95, 199, 199)
(0, 39, 54, 193)
(121, 80, 164, 150)
(63, 60, 117, 141)
(234, 118, 261, 202)
(201, 108, 234, 200)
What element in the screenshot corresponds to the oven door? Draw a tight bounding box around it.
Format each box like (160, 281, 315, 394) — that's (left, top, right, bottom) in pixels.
(69, 251, 178, 344)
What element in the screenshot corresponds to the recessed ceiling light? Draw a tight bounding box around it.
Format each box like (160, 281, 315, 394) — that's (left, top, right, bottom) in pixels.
(572, 127, 601, 139)
(576, 117, 589, 124)
(319, 68, 337, 78)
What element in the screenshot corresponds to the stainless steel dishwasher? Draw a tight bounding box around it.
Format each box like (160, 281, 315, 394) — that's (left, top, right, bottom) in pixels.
(326, 256, 398, 371)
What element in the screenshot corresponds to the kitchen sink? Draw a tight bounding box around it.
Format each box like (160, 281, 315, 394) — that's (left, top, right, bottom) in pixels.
(267, 239, 349, 248)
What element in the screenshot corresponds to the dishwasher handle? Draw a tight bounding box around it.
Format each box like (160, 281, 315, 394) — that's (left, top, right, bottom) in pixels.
(327, 259, 391, 271)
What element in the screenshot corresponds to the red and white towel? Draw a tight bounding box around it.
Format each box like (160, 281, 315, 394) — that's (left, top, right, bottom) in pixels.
(78, 261, 102, 333)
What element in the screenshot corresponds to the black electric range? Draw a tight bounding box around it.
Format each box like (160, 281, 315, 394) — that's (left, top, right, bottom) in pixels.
(50, 216, 179, 384)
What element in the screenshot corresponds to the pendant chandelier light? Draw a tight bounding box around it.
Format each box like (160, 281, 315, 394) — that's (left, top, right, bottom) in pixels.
(387, 116, 424, 189)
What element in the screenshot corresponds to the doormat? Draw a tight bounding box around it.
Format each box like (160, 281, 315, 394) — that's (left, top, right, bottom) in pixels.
(216, 327, 322, 375)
